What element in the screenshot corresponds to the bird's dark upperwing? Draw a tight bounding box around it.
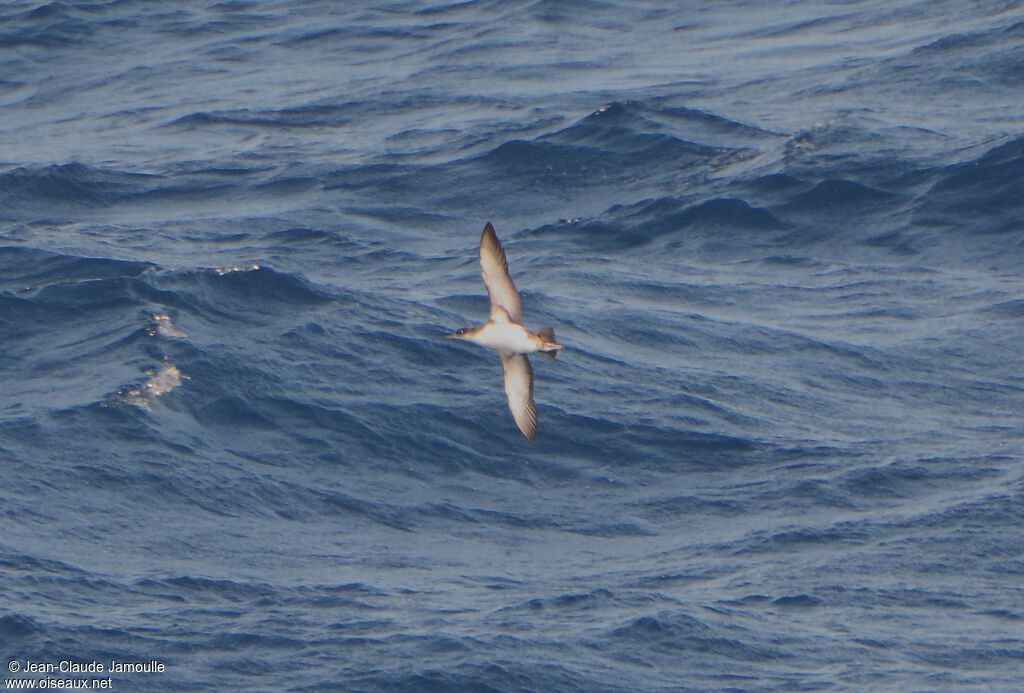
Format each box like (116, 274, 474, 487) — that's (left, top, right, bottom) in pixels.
(479, 222, 522, 324)
(500, 351, 537, 442)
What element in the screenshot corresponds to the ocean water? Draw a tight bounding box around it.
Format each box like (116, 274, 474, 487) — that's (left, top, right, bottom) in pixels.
(2, 0, 1024, 690)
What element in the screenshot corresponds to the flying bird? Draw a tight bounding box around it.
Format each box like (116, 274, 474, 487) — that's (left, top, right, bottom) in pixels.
(447, 223, 563, 441)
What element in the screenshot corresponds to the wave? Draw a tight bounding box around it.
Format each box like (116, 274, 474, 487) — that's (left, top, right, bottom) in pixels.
(8, 103, 1017, 271)
(0, 3, 97, 49)
(491, 118, 1024, 265)
(915, 135, 1024, 233)
(0, 247, 153, 292)
(0, 164, 158, 220)
(465, 101, 763, 183)
(548, 100, 778, 149)
(605, 611, 787, 663)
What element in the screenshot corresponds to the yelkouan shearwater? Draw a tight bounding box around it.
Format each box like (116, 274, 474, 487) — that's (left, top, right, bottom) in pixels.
(447, 222, 563, 442)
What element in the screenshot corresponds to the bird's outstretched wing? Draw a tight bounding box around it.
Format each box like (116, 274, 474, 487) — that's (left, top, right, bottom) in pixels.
(500, 352, 537, 442)
(479, 222, 522, 324)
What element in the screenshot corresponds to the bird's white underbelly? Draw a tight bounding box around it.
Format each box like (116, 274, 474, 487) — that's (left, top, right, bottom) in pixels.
(472, 323, 538, 353)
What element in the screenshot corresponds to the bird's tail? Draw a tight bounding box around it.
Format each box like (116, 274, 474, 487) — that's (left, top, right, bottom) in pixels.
(537, 327, 563, 359)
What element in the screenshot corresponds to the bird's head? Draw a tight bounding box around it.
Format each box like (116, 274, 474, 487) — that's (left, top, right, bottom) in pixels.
(445, 326, 474, 340)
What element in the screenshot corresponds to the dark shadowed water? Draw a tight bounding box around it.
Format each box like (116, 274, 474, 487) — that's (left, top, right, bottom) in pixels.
(2, 1, 1023, 691)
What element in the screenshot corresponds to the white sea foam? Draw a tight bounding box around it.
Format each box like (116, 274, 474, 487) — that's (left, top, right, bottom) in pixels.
(148, 313, 188, 339)
(118, 362, 189, 411)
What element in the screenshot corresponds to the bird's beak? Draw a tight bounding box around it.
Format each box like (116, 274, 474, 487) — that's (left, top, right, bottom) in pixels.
(444, 332, 459, 340)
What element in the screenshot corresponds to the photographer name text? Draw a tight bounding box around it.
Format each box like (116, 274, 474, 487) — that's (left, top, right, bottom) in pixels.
(13, 661, 164, 675)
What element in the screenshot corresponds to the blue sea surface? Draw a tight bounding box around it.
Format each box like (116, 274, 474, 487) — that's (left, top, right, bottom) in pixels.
(2, 1, 1024, 690)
